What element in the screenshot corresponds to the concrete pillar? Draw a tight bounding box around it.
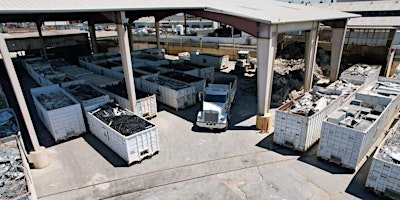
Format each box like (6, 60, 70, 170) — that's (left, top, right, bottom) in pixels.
(386, 48, 395, 77)
(329, 27, 347, 82)
(184, 13, 187, 36)
(117, 11, 137, 112)
(36, 22, 47, 59)
(127, 23, 133, 52)
(0, 34, 50, 168)
(88, 22, 98, 54)
(257, 24, 276, 115)
(304, 22, 319, 92)
(155, 21, 160, 49)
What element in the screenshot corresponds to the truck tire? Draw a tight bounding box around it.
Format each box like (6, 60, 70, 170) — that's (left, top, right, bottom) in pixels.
(224, 120, 228, 132)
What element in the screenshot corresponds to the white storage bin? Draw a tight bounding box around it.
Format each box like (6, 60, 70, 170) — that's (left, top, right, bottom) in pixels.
(58, 65, 94, 79)
(141, 75, 196, 110)
(100, 83, 157, 118)
(30, 85, 86, 142)
(366, 122, 400, 198)
(86, 104, 159, 164)
(61, 80, 111, 110)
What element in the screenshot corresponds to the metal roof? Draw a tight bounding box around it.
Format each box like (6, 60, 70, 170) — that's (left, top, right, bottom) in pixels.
(348, 16, 400, 27)
(0, 0, 358, 24)
(309, 0, 400, 12)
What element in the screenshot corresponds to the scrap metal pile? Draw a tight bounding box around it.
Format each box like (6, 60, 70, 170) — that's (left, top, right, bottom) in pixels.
(284, 91, 336, 117)
(146, 76, 189, 90)
(0, 140, 27, 199)
(0, 110, 18, 138)
(102, 83, 151, 99)
(161, 71, 203, 83)
(37, 92, 74, 110)
(92, 104, 154, 136)
(377, 129, 400, 164)
(65, 84, 104, 101)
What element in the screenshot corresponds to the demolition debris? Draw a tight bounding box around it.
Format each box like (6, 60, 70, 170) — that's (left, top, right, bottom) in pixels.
(0, 139, 27, 199)
(146, 76, 189, 90)
(37, 92, 74, 110)
(65, 84, 104, 101)
(91, 104, 154, 136)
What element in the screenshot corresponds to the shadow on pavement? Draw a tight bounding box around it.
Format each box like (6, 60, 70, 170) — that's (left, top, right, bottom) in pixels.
(255, 133, 302, 156)
(82, 133, 128, 167)
(345, 151, 388, 200)
(297, 143, 354, 174)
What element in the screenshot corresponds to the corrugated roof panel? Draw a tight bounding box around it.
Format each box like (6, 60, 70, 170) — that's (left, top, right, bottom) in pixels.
(0, 0, 359, 24)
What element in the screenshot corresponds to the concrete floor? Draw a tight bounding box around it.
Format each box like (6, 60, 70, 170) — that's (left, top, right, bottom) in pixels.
(1, 61, 384, 200)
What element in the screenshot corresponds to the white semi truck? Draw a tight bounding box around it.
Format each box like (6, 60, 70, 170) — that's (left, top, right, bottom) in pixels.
(196, 75, 237, 131)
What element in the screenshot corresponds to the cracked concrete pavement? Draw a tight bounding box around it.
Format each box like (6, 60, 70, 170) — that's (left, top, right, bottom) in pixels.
(25, 71, 382, 200)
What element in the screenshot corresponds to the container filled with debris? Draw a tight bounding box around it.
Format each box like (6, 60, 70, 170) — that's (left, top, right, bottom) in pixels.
(101, 82, 157, 119)
(22, 58, 51, 76)
(274, 80, 361, 152)
(134, 66, 161, 75)
(76, 73, 120, 88)
(0, 135, 36, 199)
(161, 71, 206, 94)
(0, 109, 19, 138)
(142, 75, 196, 110)
(48, 58, 71, 68)
(58, 65, 94, 79)
(318, 78, 400, 170)
(80, 61, 125, 81)
(366, 121, 400, 198)
(339, 64, 381, 85)
(86, 103, 159, 164)
(30, 85, 86, 142)
(61, 80, 111, 110)
(184, 61, 215, 83)
(133, 54, 169, 67)
(0, 85, 9, 109)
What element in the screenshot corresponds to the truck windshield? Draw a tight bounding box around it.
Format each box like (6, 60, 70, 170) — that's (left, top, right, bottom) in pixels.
(238, 53, 248, 59)
(204, 94, 226, 103)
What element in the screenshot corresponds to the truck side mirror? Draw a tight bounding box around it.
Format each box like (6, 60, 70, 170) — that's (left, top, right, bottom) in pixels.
(198, 92, 204, 102)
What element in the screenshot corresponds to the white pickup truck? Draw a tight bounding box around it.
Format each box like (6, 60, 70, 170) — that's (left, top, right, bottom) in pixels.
(196, 75, 237, 131)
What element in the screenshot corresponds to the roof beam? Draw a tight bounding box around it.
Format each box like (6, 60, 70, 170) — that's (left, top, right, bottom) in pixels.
(187, 10, 259, 36)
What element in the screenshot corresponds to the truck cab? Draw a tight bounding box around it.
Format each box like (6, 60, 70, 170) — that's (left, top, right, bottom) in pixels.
(196, 75, 237, 131)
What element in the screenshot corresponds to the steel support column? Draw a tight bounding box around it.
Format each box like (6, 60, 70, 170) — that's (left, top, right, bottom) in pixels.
(257, 24, 276, 115)
(127, 22, 133, 52)
(88, 21, 98, 54)
(0, 34, 49, 168)
(117, 11, 137, 112)
(329, 27, 347, 82)
(304, 22, 319, 92)
(36, 22, 47, 59)
(155, 21, 160, 49)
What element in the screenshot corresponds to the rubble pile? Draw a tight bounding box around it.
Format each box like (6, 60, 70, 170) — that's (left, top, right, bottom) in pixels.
(37, 92, 74, 110)
(146, 76, 189, 90)
(342, 64, 379, 77)
(161, 71, 203, 83)
(33, 66, 64, 77)
(0, 110, 19, 138)
(377, 129, 400, 164)
(92, 104, 154, 136)
(392, 65, 400, 79)
(283, 91, 335, 117)
(102, 83, 151, 99)
(65, 84, 104, 101)
(0, 139, 28, 199)
(49, 60, 70, 68)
